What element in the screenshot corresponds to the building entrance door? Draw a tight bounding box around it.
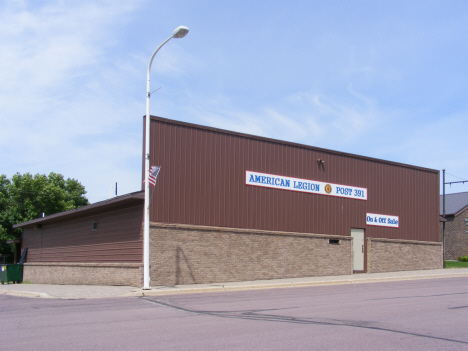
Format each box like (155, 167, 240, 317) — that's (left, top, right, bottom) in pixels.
(351, 228, 364, 271)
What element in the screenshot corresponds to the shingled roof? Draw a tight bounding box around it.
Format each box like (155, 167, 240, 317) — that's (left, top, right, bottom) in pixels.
(440, 191, 468, 216)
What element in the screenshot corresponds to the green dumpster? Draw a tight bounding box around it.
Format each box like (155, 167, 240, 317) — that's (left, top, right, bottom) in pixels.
(0, 264, 23, 284)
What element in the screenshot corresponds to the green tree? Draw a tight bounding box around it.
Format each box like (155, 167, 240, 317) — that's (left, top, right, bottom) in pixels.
(0, 172, 89, 259)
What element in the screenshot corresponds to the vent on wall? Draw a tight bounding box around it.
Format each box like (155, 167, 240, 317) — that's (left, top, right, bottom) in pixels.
(329, 239, 340, 245)
(92, 221, 98, 231)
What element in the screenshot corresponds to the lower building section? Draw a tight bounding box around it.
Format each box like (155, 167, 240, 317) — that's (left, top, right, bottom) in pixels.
(149, 224, 444, 286)
(19, 226, 443, 287)
(23, 262, 143, 287)
(366, 237, 443, 273)
(149, 223, 354, 286)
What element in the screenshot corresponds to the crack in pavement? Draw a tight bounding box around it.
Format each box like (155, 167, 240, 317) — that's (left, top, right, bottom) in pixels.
(140, 297, 468, 346)
(368, 291, 468, 301)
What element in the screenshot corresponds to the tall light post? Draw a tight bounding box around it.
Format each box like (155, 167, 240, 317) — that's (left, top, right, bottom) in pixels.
(144, 26, 189, 289)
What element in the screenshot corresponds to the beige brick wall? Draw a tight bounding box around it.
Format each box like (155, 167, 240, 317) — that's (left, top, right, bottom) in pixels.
(366, 238, 442, 273)
(23, 263, 143, 287)
(439, 207, 468, 260)
(21, 227, 444, 287)
(149, 223, 353, 286)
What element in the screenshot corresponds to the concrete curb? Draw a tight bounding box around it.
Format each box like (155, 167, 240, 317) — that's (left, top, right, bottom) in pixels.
(133, 272, 468, 296)
(139, 286, 226, 296)
(0, 290, 52, 299)
(2, 269, 468, 299)
(136, 270, 468, 296)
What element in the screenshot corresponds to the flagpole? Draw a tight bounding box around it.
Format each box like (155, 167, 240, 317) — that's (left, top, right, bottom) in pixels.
(143, 26, 188, 290)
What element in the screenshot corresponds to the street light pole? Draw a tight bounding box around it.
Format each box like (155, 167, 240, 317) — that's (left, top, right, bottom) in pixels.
(443, 169, 445, 268)
(144, 26, 189, 289)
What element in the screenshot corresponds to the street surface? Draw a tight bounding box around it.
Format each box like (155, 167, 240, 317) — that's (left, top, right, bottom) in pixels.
(2, 277, 468, 350)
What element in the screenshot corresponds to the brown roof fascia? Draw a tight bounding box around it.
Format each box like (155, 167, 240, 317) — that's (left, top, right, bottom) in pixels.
(148, 115, 439, 174)
(13, 190, 144, 229)
(455, 204, 468, 217)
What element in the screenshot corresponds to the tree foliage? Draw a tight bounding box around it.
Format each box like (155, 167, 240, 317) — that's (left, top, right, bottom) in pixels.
(0, 172, 89, 258)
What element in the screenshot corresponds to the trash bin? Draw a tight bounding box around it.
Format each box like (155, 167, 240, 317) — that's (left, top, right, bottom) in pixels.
(0, 264, 23, 284)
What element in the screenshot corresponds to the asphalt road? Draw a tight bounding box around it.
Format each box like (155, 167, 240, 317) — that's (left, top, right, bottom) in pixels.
(2, 277, 468, 350)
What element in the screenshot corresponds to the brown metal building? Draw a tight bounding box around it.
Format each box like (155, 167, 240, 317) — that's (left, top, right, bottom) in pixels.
(14, 116, 442, 287)
(147, 116, 438, 241)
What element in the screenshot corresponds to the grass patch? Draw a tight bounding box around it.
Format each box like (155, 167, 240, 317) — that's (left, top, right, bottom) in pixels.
(445, 261, 468, 268)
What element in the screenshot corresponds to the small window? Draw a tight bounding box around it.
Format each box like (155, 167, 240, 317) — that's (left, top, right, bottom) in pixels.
(329, 239, 340, 245)
(92, 221, 98, 231)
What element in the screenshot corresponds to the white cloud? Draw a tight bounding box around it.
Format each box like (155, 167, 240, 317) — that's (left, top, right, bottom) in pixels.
(390, 110, 468, 171)
(0, 1, 135, 90)
(179, 85, 381, 155)
(0, 0, 145, 202)
(275, 86, 380, 149)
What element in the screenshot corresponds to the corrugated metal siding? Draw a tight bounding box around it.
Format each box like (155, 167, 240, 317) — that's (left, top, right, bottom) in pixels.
(146, 117, 439, 242)
(22, 204, 143, 263)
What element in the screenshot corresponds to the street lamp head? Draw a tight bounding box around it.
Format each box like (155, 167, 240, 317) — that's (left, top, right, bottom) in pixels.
(172, 26, 189, 38)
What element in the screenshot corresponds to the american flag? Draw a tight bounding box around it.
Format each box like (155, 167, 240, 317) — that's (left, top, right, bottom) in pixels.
(148, 166, 161, 186)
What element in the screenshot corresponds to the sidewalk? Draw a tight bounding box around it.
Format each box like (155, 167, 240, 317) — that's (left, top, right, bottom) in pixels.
(2, 268, 468, 300)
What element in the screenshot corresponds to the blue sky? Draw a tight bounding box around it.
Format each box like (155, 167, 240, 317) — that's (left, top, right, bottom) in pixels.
(1, 0, 467, 203)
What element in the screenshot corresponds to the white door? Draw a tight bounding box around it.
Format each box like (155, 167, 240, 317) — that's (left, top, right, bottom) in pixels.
(351, 228, 364, 271)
